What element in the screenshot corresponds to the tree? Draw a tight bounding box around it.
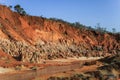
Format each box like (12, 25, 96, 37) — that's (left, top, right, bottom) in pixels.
(14, 4, 26, 15)
(95, 23, 107, 33)
(112, 28, 116, 33)
(22, 11, 27, 15)
(9, 5, 12, 9)
(72, 22, 85, 29)
(14, 4, 22, 13)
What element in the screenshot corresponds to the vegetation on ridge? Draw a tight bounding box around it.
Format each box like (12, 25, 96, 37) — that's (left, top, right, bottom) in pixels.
(9, 4, 27, 15)
(7, 4, 120, 34)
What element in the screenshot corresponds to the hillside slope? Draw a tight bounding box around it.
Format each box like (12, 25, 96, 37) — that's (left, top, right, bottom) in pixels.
(0, 5, 120, 63)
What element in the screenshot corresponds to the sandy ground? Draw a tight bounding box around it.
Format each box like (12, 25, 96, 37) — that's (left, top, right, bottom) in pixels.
(0, 57, 102, 74)
(40, 57, 103, 64)
(0, 67, 15, 73)
(0, 57, 103, 80)
(50, 57, 103, 62)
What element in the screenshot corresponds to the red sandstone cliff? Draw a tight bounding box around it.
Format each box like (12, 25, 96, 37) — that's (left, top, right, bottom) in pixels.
(0, 5, 120, 62)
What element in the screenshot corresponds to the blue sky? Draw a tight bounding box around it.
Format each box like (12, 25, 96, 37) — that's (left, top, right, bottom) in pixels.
(0, 0, 120, 32)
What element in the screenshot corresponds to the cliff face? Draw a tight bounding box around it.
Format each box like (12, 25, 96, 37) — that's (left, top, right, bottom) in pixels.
(0, 5, 120, 63)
